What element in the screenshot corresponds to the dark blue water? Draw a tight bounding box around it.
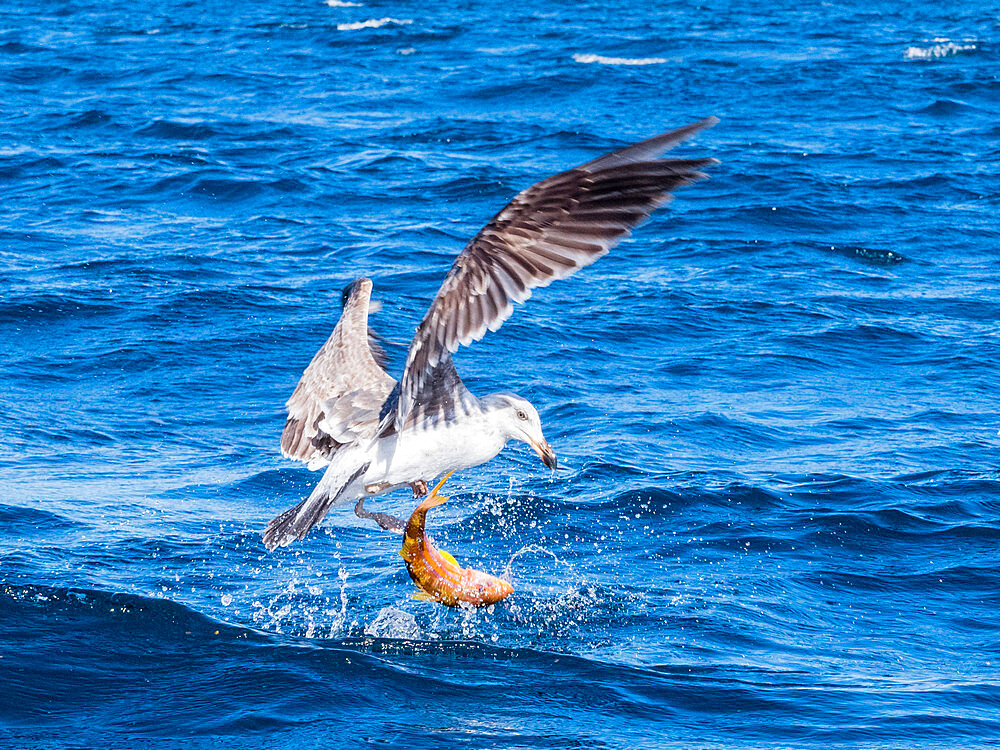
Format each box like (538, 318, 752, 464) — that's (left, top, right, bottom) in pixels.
(2, 0, 999, 746)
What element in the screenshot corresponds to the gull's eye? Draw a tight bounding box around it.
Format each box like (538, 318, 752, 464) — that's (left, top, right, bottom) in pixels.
(516, 410, 528, 421)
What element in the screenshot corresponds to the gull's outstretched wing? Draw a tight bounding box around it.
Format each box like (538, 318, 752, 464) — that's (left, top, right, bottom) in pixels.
(281, 277, 397, 467)
(395, 117, 719, 426)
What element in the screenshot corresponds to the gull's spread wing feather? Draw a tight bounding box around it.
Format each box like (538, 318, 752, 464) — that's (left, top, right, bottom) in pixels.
(281, 278, 397, 467)
(396, 117, 719, 425)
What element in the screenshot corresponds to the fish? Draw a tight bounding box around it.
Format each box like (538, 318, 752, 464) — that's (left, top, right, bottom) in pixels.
(398, 472, 514, 607)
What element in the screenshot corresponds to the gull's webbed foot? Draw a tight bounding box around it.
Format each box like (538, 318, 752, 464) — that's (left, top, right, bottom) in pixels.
(410, 480, 428, 498)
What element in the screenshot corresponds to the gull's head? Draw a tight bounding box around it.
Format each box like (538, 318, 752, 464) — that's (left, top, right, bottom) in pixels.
(484, 393, 557, 471)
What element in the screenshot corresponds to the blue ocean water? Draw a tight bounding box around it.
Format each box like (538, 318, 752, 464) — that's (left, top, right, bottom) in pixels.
(2, 0, 999, 746)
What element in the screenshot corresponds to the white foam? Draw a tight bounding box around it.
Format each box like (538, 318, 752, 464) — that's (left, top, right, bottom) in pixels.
(905, 41, 977, 59)
(573, 53, 668, 66)
(325, 0, 362, 5)
(337, 17, 412, 31)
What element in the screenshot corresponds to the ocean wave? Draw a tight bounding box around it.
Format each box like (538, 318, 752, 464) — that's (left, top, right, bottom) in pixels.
(54, 109, 116, 130)
(0, 504, 77, 534)
(140, 172, 307, 203)
(905, 41, 978, 60)
(0, 41, 49, 54)
(909, 98, 981, 115)
(135, 118, 220, 141)
(324, 0, 362, 5)
(6, 64, 70, 84)
(0, 582, 760, 693)
(337, 18, 412, 31)
(821, 244, 905, 264)
(0, 291, 121, 324)
(572, 53, 668, 65)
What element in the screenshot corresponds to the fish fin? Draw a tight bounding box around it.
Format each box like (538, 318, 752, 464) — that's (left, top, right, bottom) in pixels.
(412, 470, 454, 513)
(412, 591, 435, 601)
(438, 548, 460, 568)
(415, 492, 449, 512)
(428, 470, 455, 497)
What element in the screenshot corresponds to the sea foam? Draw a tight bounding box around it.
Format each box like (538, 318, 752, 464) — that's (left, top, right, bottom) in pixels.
(337, 17, 412, 30)
(904, 40, 977, 59)
(573, 53, 668, 65)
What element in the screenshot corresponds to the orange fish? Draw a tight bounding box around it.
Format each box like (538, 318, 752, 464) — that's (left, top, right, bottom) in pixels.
(399, 472, 514, 607)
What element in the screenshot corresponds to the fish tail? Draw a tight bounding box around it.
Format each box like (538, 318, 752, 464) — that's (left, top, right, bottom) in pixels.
(412, 470, 454, 514)
(428, 470, 454, 497)
(416, 493, 448, 513)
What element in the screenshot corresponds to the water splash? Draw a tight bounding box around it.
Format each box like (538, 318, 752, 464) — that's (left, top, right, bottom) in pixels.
(327, 564, 351, 638)
(247, 562, 351, 638)
(498, 544, 605, 636)
(504, 543, 566, 581)
(365, 606, 422, 639)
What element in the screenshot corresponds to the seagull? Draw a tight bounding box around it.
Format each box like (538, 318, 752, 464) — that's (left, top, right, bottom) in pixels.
(263, 117, 718, 550)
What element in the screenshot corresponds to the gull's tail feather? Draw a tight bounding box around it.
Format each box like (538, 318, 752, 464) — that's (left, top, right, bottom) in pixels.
(263, 462, 369, 550)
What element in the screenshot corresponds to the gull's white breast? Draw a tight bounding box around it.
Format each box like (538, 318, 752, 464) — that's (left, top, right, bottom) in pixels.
(363, 415, 508, 490)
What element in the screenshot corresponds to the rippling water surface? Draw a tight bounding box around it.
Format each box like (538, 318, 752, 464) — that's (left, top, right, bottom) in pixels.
(2, 0, 999, 747)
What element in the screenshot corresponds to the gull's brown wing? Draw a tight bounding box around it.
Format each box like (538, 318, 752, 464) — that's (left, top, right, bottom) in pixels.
(395, 117, 719, 426)
(281, 277, 397, 466)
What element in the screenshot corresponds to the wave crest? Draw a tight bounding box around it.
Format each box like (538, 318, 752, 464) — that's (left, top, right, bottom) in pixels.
(905, 41, 977, 59)
(337, 17, 412, 31)
(572, 53, 668, 66)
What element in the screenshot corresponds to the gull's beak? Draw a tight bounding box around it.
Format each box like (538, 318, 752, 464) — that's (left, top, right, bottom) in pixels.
(530, 439, 557, 471)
